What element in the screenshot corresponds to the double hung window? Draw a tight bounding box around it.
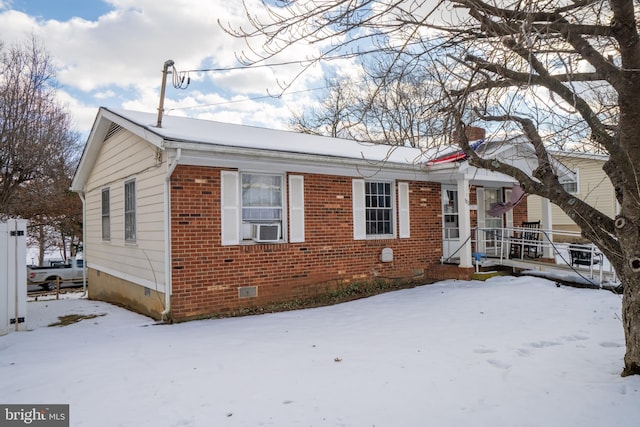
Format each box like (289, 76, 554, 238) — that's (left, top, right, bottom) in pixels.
(241, 173, 283, 226)
(101, 188, 110, 241)
(561, 170, 579, 194)
(241, 173, 283, 241)
(124, 179, 136, 242)
(353, 179, 408, 240)
(365, 182, 393, 235)
(221, 171, 304, 245)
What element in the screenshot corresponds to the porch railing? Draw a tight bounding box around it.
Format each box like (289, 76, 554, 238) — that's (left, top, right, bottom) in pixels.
(443, 226, 616, 285)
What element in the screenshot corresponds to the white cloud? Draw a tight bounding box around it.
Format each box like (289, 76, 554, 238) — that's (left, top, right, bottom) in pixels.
(93, 90, 117, 100)
(0, 0, 328, 134)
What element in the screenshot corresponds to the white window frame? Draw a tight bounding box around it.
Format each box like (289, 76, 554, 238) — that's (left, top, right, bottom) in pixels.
(366, 181, 394, 236)
(101, 187, 110, 241)
(241, 172, 284, 241)
(561, 169, 579, 194)
(221, 171, 304, 245)
(124, 179, 136, 243)
(442, 186, 459, 240)
(353, 179, 405, 240)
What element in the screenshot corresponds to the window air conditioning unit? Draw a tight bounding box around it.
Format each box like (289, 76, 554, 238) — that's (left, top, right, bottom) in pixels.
(252, 223, 281, 242)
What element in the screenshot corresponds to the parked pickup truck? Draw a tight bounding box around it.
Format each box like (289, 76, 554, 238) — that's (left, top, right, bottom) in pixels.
(27, 258, 85, 290)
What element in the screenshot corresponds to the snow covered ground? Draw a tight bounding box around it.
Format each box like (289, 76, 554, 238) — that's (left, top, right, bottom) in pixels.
(1, 276, 639, 427)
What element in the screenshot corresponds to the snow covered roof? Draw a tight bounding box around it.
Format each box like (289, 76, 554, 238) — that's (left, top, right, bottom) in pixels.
(71, 107, 450, 191)
(109, 108, 438, 165)
(71, 107, 456, 191)
(426, 135, 576, 185)
(71, 107, 572, 192)
(479, 136, 576, 184)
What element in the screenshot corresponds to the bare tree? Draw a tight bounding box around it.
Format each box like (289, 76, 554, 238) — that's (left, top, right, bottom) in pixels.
(292, 61, 445, 147)
(290, 77, 359, 138)
(226, 0, 640, 376)
(13, 159, 82, 264)
(0, 37, 79, 214)
(0, 37, 81, 260)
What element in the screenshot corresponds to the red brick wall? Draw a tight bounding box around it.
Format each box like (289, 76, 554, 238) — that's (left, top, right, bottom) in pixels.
(169, 166, 443, 320)
(512, 195, 529, 226)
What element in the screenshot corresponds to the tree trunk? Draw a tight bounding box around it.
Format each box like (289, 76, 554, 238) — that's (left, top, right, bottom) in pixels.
(37, 224, 45, 266)
(619, 215, 640, 376)
(622, 277, 640, 376)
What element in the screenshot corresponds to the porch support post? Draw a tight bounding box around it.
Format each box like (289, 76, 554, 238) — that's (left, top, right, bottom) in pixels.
(541, 197, 554, 258)
(457, 179, 472, 268)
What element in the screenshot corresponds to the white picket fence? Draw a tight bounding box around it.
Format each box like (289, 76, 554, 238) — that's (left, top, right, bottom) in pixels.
(1, 219, 28, 335)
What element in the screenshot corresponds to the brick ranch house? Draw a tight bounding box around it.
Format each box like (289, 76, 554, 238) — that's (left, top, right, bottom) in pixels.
(70, 108, 572, 321)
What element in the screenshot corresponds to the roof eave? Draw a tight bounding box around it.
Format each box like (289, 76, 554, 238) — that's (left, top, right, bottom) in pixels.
(163, 139, 450, 178)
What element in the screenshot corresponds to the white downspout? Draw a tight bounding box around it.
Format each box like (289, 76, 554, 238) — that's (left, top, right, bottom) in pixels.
(79, 192, 87, 296)
(161, 148, 181, 321)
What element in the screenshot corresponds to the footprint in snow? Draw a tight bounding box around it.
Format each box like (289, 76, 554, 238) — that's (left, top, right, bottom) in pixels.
(599, 341, 623, 348)
(528, 340, 562, 348)
(486, 359, 511, 370)
(564, 335, 589, 342)
(517, 348, 532, 357)
(473, 348, 497, 354)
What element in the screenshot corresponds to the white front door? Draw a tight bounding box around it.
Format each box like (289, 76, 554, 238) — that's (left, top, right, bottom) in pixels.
(483, 188, 504, 256)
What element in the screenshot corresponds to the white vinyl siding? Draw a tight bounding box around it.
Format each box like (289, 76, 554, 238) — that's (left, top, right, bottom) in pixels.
(221, 170, 240, 246)
(528, 155, 614, 229)
(288, 175, 305, 243)
(84, 129, 167, 292)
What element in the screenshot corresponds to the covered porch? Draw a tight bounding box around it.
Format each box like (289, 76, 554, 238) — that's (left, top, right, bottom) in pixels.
(424, 134, 579, 281)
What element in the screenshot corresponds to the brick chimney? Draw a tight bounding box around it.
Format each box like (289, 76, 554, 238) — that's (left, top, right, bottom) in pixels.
(452, 126, 486, 144)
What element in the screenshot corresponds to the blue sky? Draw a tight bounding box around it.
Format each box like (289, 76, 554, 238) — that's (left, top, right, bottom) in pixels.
(0, 0, 343, 138)
(10, 0, 113, 21)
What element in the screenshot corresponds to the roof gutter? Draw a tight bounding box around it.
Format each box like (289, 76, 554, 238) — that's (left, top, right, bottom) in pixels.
(161, 148, 181, 321)
(161, 139, 444, 177)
